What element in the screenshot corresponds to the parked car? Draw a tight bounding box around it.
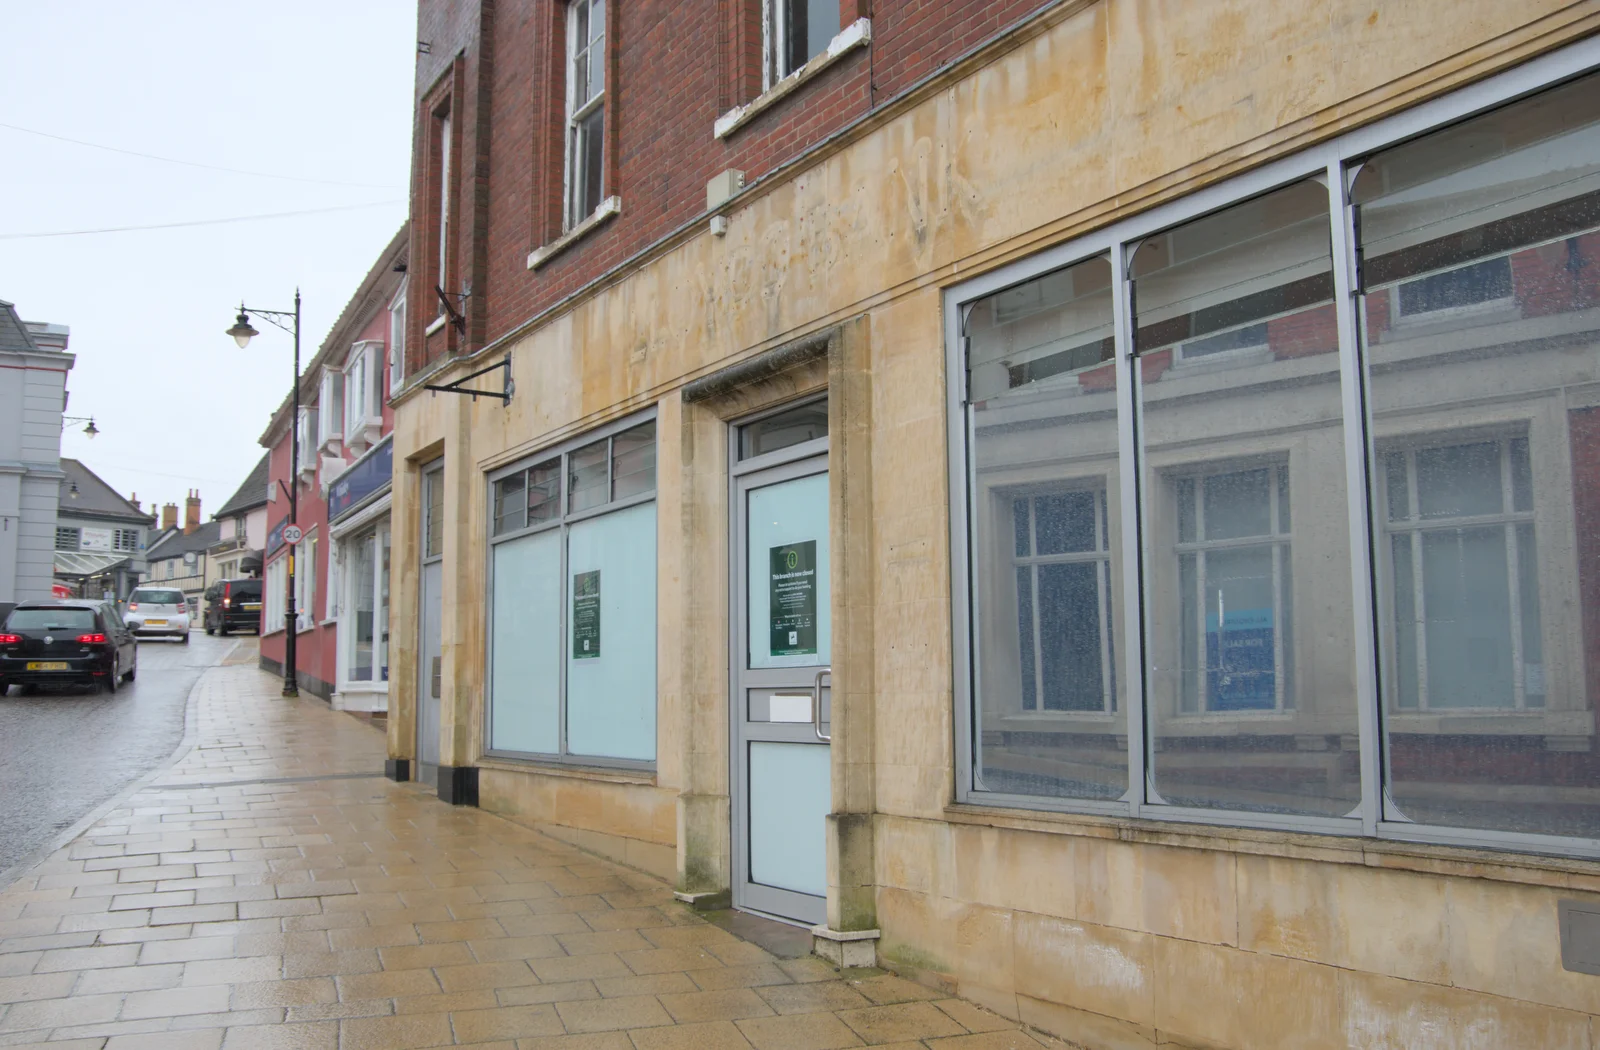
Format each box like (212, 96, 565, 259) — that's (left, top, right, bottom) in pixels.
(124, 586, 190, 643)
(204, 578, 263, 635)
(0, 599, 137, 695)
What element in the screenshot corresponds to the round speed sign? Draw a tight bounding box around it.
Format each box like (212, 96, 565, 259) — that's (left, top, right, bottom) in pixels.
(282, 524, 304, 545)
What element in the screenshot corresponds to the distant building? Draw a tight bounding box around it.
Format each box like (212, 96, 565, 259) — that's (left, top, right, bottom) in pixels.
(144, 491, 218, 617)
(53, 459, 155, 600)
(0, 299, 72, 604)
(208, 453, 271, 586)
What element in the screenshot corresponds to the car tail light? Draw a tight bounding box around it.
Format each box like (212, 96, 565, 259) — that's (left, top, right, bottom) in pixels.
(129, 602, 140, 611)
(0, 634, 20, 644)
(77, 633, 108, 644)
(223, 598, 231, 608)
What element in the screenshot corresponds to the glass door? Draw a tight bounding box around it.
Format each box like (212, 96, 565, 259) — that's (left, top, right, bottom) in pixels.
(732, 400, 830, 925)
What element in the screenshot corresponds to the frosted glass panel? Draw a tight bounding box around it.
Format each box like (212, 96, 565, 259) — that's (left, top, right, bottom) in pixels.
(748, 741, 829, 897)
(566, 502, 658, 760)
(748, 472, 830, 669)
(490, 529, 562, 754)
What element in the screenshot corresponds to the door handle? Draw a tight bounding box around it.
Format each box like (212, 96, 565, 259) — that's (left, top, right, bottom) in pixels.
(813, 668, 832, 742)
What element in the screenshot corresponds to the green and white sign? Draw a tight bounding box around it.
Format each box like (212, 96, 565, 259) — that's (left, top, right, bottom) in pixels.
(572, 569, 601, 659)
(769, 540, 817, 656)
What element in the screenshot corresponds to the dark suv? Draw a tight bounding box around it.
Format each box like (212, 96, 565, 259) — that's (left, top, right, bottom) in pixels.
(0, 599, 138, 694)
(204, 578, 263, 636)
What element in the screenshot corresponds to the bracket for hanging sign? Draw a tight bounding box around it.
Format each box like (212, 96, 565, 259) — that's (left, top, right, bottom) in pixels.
(423, 353, 514, 406)
(435, 285, 467, 333)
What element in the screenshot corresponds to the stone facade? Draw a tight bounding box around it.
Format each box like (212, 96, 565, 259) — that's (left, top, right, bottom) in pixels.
(389, 2, 1600, 1045)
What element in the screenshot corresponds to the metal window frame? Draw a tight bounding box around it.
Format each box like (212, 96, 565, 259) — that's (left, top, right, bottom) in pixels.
(483, 407, 658, 771)
(944, 36, 1600, 858)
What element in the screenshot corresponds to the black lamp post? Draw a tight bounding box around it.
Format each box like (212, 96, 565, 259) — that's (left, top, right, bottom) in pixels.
(226, 291, 302, 699)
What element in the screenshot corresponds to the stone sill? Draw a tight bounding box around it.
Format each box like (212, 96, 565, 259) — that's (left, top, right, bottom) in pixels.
(527, 197, 622, 270)
(942, 803, 1600, 891)
(478, 755, 657, 786)
(424, 314, 449, 336)
(714, 19, 872, 140)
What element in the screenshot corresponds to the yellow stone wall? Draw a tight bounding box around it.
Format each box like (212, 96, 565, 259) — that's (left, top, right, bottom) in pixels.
(387, 0, 1600, 1044)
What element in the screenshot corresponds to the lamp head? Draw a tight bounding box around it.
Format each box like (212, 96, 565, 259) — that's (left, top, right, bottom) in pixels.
(82, 418, 98, 439)
(68, 481, 80, 500)
(226, 308, 258, 349)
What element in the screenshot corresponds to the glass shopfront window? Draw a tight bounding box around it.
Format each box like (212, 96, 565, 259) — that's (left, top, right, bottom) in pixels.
(1353, 69, 1600, 839)
(343, 523, 391, 684)
(949, 53, 1600, 855)
(487, 415, 658, 765)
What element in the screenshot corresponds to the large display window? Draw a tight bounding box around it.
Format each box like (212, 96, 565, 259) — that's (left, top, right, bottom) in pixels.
(947, 46, 1600, 856)
(487, 413, 657, 766)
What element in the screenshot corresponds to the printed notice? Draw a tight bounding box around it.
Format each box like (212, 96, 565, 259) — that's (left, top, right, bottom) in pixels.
(572, 569, 601, 659)
(768, 540, 817, 657)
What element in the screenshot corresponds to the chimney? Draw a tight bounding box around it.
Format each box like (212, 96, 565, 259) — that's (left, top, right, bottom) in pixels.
(162, 502, 178, 531)
(184, 490, 201, 535)
(130, 492, 139, 513)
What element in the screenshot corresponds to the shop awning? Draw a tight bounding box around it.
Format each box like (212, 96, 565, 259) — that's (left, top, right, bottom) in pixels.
(53, 551, 131, 579)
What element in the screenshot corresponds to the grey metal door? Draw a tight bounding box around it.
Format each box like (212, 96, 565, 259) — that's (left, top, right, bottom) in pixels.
(732, 450, 831, 925)
(418, 462, 444, 787)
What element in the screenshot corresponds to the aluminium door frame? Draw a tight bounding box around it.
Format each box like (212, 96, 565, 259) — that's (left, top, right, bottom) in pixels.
(417, 458, 445, 787)
(728, 405, 830, 925)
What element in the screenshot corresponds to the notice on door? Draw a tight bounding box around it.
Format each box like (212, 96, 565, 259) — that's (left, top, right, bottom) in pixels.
(769, 541, 817, 656)
(572, 570, 601, 659)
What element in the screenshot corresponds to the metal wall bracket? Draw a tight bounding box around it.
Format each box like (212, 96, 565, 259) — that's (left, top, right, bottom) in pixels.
(423, 353, 514, 406)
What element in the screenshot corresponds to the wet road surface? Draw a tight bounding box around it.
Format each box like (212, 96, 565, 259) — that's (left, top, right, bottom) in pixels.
(0, 629, 237, 874)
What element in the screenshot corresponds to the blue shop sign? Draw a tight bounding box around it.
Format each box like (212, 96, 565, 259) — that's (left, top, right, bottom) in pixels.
(329, 437, 394, 523)
(267, 515, 288, 556)
(1206, 606, 1276, 711)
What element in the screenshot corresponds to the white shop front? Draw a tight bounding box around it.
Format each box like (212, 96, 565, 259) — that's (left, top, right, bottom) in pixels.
(328, 437, 393, 713)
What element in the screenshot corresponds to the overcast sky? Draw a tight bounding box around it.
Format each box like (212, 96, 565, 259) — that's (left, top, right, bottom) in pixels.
(1, 2, 416, 520)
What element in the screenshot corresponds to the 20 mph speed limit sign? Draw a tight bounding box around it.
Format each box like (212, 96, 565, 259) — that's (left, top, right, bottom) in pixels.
(282, 524, 304, 545)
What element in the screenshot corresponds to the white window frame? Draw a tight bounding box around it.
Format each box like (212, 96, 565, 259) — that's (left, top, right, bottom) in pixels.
(563, 0, 606, 231)
(1392, 254, 1518, 324)
(296, 407, 318, 477)
(764, 0, 838, 88)
(114, 528, 140, 553)
(942, 36, 1600, 859)
(318, 369, 345, 453)
(388, 278, 407, 397)
(55, 526, 80, 552)
(343, 341, 384, 450)
(338, 520, 391, 690)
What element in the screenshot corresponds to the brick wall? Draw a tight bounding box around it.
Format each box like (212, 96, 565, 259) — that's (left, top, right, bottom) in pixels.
(411, 0, 1055, 368)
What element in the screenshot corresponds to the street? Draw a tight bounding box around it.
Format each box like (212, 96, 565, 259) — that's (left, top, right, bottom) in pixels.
(0, 630, 234, 875)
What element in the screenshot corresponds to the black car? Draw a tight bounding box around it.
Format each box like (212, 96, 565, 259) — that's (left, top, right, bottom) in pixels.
(204, 577, 263, 635)
(0, 600, 138, 695)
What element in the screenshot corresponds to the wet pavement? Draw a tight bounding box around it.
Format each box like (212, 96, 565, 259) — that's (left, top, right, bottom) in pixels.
(0, 659, 1061, 1050)
(0, 630, 236, 875)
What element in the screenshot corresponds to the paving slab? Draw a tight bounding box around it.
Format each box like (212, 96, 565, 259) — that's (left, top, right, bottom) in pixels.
(0, 662, 1065, 1048)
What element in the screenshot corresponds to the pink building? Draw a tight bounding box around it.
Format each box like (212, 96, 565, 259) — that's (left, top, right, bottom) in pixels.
(258, 227, 406, 710)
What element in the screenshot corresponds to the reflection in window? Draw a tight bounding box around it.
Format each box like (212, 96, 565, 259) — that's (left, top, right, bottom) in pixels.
(1356, 68, 1600, 838)
(965, 254, 1126, 803)
(1134, 178, 1358, 817)
(740, 400, 828, 460)
(1174, 465, 1293, 714)
(1012, 491, 1115, 714)
(1382, 438, 1542, 712)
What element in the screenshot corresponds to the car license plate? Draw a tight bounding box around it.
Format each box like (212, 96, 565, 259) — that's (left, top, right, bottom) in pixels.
(26, 662, 68, 671)
(243, 603, 262, 611)
(146, 619, 168, 626)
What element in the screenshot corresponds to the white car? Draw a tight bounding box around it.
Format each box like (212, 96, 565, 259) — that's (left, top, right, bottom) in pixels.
(125, 586, 190, 643)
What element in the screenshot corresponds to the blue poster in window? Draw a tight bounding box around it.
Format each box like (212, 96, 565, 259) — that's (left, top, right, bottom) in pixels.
(1206, 606, 1275, 710)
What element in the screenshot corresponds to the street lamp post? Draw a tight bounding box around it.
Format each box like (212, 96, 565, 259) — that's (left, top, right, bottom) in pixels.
(225, 291, 302, 699)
